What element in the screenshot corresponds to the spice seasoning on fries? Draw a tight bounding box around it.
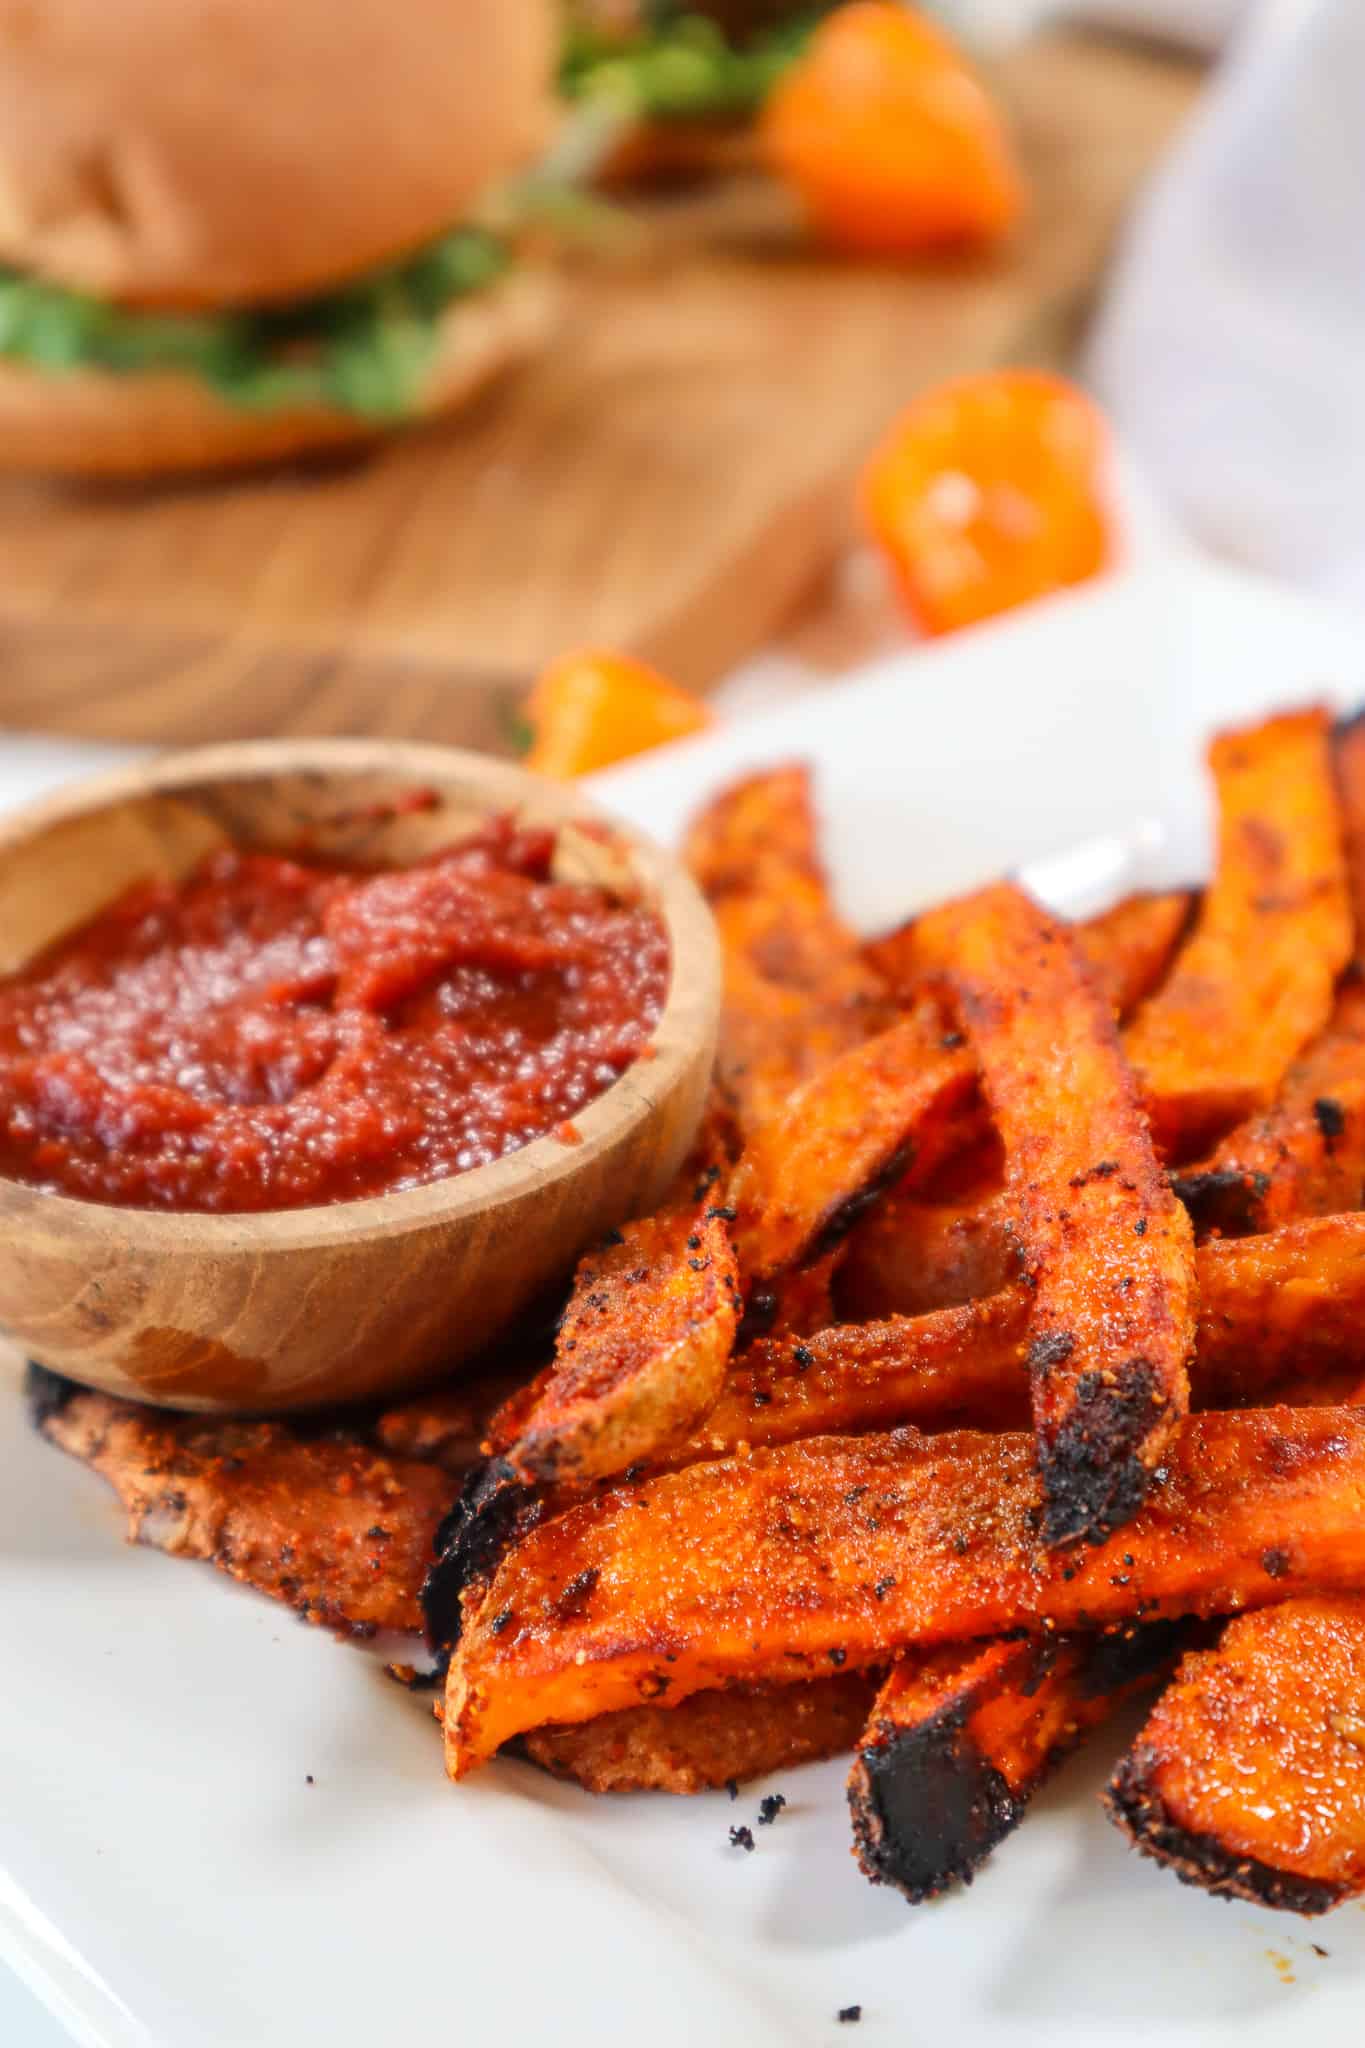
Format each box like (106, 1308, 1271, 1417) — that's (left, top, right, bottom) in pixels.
(31, 697, 1365, 1924)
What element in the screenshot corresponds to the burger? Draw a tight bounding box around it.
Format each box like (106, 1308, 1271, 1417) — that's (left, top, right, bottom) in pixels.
(0, 0, 560, 475)
(560, 3, 838, 179)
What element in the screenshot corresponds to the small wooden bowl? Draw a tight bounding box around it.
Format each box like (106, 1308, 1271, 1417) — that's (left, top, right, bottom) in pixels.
(0, 740, 719, 1412)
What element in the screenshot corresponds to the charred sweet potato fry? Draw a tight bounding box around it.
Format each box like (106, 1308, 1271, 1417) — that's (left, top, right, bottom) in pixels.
(870, 890, 1194, 1023)
(720, 1211, 1365, 1449)
(443, 1406, 1365, 1772)
(524, 1671, 880, 1794)
(1107, 1598, 1365, 1913)
(499, 1203, 740, 1485)
(30, 1367, 451, 1635)
(1174, 982, 1365, 1236)
(1124, 707, 1351, 1161)
(911, 880, 1195, 1546)
(443, 1210, 1365, 1645)
(850, 1624, 1189, 1903)
(728, 998, 978, 1285)
(685, 766, 891, 1135)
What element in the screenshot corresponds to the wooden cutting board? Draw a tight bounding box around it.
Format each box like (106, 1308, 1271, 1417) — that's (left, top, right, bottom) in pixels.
(0, 31, 1199, 752)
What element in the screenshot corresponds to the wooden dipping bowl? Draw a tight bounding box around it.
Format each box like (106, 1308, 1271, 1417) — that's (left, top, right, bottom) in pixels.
(0, 740, 719, 1412)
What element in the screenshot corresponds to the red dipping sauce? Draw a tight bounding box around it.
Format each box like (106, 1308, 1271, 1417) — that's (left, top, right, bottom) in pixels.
(0, 819, 669, 1213)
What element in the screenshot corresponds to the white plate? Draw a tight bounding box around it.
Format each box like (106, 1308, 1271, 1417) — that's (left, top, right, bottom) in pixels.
(5, 553, 1365, 2048)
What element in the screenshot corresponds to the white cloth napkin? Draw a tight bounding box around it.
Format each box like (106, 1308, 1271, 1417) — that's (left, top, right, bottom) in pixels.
(1087, 0, 1365, 607)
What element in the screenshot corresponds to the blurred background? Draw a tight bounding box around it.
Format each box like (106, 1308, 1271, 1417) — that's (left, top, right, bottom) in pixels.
(1, 0, 1348, 791)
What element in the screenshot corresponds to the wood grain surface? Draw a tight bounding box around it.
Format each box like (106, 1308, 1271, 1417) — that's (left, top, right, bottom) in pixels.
(0, 740, 720, 1410)
(0, 32, 1200, 751)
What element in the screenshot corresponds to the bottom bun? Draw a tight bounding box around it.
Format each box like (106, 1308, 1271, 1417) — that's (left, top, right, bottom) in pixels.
(0, 269, 558, 478)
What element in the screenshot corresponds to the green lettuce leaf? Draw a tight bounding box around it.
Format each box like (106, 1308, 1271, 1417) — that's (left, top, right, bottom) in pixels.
(0, 226, 510, 419)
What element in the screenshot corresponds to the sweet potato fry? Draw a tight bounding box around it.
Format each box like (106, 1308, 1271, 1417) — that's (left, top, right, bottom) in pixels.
(374, 1367, 531, 1473)
(838, 1179, 1015, 1320)
(29, 1366, 451, 1635)
(685, 1290, 1031, 1453)
(1195, 1212, 1365, 1405)
(728, 999, 978, 1286)
(524, 1671, 880, 1794)
(499, 1202, 740, 1485)
(685, 767, 890, 1134)
(1172, 982, 1365, 1237)
(910, 880, 1195, 1546)
(870, 890, 1194, 1023)
(443, 1406, 1365, 1773)
(429, 1212, 1365, 1659)
(1124, 707, 1351, 1161)
(849, 1624, 1189, 1903)
(1107, 1598, 1365, 1913)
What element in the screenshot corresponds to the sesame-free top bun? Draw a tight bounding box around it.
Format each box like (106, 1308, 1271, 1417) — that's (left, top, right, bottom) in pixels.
(0, 267, 559, 476)
(0, 0, 558, 309)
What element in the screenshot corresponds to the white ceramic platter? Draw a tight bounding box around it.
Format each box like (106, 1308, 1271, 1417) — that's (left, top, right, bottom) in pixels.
(5, 553, 1365, 2048)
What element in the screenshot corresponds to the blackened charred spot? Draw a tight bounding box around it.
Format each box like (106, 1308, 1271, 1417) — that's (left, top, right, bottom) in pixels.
(1315, 1097, 1347, 1146)
(738, 1291, 779, 1344)
(1261, 1546, 1292, 1580)
(552, 1567, 600, 1622)
(849, 1697, 1021, 1904)
(490, 1605, 515, 1635)
(420, 1459, 538, 1653)
(808, 1145, 914, 1263)
(1027, 1332, 1075, 1377)
(1068, 1160, 1119, 1189)
(1075, 1617, 1196, 1699)
(1039, 1358, 1162, 1549)
(1170, 1164, 1269, 1236)
(1105, 1748, 1345, 1915)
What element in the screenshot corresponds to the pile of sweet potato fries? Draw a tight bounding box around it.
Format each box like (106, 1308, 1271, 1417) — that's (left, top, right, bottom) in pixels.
(32, 702, 1365, 1917)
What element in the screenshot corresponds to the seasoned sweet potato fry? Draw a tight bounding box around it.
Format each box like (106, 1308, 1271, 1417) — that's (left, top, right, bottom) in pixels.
(911, 880, 1195, 1546)
(839, 1179, 1016, 1320)
(1124, 707, 1351, 1161)
(524, 1671, 880, 1794)
(435, 1210, 1365, 1649)
(685, 1290, 1031, 1453)
(375, 1368, 531, 1473)
(1196, 1212, 1365, 1404)
(871, 890, 1194, 1023)
(728, 1212, 1365, 1449)
(1174, 982, 1365, 1235)
(443, 1406, 1365, 1772)
(728, 998, 977, 1285)
(686, 767, 890, 1134)
(499, 1202, 740, 1485)
(849, 1624, 1189, 1903)
(30, 1367, 452, 1635)
(1107, 1598, 1365, 1913)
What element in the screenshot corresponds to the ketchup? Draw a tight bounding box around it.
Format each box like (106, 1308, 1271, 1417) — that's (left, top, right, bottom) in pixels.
(0, 819, 668, 1213)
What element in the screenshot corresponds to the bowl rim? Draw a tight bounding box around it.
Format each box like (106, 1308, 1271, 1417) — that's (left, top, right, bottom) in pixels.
(0, 735, 720, 1250)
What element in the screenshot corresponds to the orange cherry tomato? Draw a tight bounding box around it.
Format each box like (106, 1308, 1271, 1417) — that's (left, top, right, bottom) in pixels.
(522, 648, 713, 779)
(762, 3, 1023, 258)
(861, 369, 1112, 638)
